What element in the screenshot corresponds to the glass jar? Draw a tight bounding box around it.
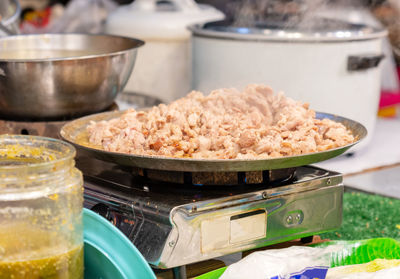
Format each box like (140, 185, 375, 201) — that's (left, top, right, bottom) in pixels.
(0, 135, 83, 279)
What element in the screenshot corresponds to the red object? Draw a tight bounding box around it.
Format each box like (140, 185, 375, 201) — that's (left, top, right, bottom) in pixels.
(379, 67, 400, 108)
(379, 92, 400, 108)
(21, 7, 51, 28)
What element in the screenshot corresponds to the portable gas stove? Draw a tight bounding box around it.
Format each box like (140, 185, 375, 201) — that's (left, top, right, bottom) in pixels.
(79, 158, 343, 277)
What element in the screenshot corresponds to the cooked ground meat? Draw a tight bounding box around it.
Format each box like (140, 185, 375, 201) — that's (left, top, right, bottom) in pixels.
(87, 84, 355, 159)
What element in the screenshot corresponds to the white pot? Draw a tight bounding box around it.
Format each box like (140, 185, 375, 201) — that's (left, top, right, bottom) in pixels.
(106, 0, 224, 103)
(190, 20, 387, 151)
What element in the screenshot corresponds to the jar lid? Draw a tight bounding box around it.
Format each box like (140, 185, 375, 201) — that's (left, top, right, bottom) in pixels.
(83, 208, 156, 279)
(106, 0, 225, 39)
(189, 17, 387, 42)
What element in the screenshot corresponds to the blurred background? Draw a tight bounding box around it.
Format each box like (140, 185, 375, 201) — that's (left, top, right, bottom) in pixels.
(16, 0, 400, 64)
(6, 0, 400, 156)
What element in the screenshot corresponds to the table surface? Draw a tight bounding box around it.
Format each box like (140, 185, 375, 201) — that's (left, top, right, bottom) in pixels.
(317, 117, 400, 198)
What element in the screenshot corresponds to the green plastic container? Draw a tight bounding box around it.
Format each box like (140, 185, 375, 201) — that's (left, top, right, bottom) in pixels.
(196, 238, 400, 279)
(83, 208, 156, 279)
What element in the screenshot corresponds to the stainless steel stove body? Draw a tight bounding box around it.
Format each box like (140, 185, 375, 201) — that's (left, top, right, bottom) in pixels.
(82, 161, 343, 269)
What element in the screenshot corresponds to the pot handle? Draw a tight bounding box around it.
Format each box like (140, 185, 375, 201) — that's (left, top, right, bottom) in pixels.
(2, 0, 21, 26)
(347, 54, 385, 71)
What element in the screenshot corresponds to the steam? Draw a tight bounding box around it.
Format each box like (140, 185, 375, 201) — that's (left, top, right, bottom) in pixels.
(227, 0, 367, 30)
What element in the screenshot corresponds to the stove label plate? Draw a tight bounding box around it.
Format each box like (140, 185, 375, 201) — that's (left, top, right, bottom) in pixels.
(230, 210, 266, 244)
(201, 209, 267, 253)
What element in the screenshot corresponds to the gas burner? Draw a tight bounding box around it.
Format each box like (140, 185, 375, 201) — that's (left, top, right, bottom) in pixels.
(0, 103, 118, 138)
(83, 164, 334, 200)
(0, 118, 68, 139)
(131, 167, 296, 185)
(0, 91, 163, 139)
(76, 156, 297, 187)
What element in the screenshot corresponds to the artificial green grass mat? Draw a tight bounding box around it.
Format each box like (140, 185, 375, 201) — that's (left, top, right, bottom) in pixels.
(321, 191, 400, 240)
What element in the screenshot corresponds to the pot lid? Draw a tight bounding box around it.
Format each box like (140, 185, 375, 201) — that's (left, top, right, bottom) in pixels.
(106, 0, 225, 40)
(189, 17, 387, 42)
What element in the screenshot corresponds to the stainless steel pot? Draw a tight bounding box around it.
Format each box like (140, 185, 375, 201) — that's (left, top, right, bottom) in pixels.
(0, 34, 144, 119)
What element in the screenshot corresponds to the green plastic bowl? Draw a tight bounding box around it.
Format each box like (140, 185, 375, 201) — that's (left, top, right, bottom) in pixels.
(83, 208, 156, 279)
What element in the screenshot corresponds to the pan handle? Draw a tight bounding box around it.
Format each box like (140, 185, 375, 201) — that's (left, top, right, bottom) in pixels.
(347, 54, 385, 71)
(2, 0, 21, 26)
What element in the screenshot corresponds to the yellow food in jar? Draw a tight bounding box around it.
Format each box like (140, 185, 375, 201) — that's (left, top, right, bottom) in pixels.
(0, 246, 83, 279)
(0, 225, 83, 279)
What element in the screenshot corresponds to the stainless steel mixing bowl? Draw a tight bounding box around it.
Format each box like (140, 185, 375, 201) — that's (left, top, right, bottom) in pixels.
(0, 33, 144, 119)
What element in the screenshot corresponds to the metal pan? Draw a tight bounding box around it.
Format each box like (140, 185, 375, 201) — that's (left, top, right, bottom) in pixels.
(60, 110, 367, 172)
(0, 34, 144, 120)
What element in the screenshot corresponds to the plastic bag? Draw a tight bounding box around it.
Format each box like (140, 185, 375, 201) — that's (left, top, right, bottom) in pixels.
(21, 0, 117, 34)
(220, 247, 400, 279)
(202, 238, 400, 279)
(219, 245, 333, 279)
